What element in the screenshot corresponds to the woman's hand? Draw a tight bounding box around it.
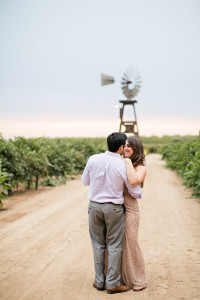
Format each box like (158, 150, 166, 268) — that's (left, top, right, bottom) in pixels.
(123, 157, 132, 164)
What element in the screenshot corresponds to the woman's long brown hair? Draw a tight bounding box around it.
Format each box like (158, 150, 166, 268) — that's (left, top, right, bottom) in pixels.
(127, 137, 146, 187)
(127, 137, 145, 168)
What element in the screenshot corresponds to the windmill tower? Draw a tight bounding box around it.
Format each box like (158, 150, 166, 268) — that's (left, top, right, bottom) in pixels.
(101, 67, 141, 137)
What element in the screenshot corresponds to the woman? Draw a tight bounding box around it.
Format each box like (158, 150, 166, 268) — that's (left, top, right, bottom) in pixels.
(121, 136, 147, 291)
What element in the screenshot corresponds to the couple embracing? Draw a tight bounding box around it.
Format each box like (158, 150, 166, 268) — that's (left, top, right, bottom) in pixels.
(82, 132, 147, 294)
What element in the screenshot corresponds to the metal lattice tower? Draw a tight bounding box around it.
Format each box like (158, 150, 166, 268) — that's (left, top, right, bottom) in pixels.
(119, 100, 139, 136)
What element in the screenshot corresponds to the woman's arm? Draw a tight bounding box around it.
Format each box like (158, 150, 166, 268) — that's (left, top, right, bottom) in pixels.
(124, 158, 147, 186)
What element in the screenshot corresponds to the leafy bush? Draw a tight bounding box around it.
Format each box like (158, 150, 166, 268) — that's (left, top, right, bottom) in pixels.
(0, 136, 107, 193)
(0, 159, 11, 208)
(140, 135, 195, 154)
(160, 136, 200, 198)
(1, 134, 198, 198)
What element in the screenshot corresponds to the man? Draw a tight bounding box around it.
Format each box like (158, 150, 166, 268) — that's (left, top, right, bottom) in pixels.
(82, 132, 142, 294)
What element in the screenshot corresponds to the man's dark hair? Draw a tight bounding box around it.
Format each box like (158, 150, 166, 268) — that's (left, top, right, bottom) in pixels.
(107, 132, 127, 152)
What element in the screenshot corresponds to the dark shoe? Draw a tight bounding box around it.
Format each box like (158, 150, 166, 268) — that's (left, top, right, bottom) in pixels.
(93, 281, 105, 291)
(133, 286, 146, 292)
(107, 285, 130, 294)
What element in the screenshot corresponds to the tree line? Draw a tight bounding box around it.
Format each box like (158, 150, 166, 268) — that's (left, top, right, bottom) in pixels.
(0, 137, 106, 207)
(0, 135, 199, 207)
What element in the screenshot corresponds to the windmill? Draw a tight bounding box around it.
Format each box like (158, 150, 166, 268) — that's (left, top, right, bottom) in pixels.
(101, 67, 141, 136)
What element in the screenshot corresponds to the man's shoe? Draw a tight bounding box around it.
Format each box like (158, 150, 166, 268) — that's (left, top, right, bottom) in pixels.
(107, 285, 130, 294)
(93, 281, 105, 291)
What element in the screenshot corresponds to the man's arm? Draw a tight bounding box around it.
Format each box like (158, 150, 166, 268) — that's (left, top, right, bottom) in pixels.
(81, 157, 91, 186)
(124, 180, 142, 199)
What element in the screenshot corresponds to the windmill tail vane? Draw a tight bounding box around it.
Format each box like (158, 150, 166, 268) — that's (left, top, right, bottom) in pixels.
(101, 73, 115, 86)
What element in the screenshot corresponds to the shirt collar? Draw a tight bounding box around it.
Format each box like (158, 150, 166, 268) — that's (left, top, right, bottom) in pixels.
(105, 151, 122, 159)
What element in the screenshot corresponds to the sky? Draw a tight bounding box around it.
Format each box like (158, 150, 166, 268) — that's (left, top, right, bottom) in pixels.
(0, 0, 200, 138)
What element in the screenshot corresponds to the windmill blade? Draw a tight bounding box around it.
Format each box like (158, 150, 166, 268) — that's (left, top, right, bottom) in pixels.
(123, 72, 127, 78)
(121, 66, 142, 99)
(135, 84, 141, 89)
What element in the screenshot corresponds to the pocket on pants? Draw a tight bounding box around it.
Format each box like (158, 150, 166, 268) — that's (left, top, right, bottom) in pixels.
(113, 206, 123, 213)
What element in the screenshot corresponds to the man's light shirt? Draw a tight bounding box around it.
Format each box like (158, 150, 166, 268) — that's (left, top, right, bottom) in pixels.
(82, 151, 142, 204)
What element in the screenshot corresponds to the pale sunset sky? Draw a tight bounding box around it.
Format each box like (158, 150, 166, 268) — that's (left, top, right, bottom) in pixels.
(0, 0, 200, 138)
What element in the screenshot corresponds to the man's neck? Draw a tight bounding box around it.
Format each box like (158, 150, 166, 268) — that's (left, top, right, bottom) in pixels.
(115, 150, 122, 155)
(116, 145, 123, 155)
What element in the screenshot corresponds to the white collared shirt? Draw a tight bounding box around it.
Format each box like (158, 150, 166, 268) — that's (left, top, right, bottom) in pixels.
(82, 151, 142, 204)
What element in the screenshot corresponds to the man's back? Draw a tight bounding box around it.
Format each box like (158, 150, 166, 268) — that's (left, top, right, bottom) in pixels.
(82, 151, 141, 204)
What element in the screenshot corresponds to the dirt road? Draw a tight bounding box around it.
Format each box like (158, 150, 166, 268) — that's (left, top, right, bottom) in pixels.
(0, 154, 200, 300)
